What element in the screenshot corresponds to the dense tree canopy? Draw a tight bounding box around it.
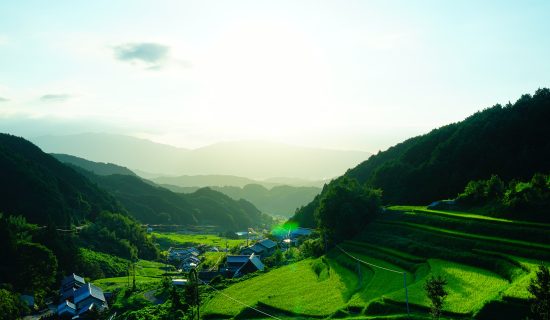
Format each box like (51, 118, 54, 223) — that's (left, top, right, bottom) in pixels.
(456, 173, 550, 221)
(315, 177, 382, 244)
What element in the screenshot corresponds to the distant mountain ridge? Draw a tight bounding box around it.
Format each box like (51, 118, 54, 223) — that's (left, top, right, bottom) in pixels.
(30, 134, 370, 180)
(52, 153, 136, 176)
(161, 183, 321, 217)
(52, 154, 321, 219)
(76, 171, 272, 230)
(151, 174, 325, 188)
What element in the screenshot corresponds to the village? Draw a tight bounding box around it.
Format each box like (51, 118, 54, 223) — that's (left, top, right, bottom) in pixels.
(36, 227, 314, 319)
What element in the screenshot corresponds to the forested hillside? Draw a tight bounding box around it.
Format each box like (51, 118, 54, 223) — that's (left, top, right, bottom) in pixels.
(0, 134, 125, 225)
(52, 153, 137, 176)
(77, 170, 272, 230)
(292, 89, 550, 227)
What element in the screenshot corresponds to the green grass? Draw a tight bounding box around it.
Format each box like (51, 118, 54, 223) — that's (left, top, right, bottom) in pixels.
(202, 258, 354, 317)
(201, 203, 550, 319)
(379, 220, 550, 251)
(151, 232, 246, 250)
(388, 205, 550, 228)
(94, 259, 169, 292)
(201, 251, 225, 270)
(386, 259, 509, 314)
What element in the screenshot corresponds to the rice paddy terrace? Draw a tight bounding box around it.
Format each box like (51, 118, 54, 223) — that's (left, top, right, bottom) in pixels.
(202, 206, 550, 319)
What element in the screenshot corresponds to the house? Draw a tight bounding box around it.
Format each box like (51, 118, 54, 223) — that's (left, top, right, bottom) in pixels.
(168, 247, 200, 262)
(223, 253, 264, 278)
(172, 279, 188, 286)
(57, 274, 108, 319)
(289, 228, 313, 238)
(61, 273, 86, 302)
(180, 257, 200, 272)
(74, 283, 107, 311)
(234, 255, 264, 277)
(240, 238, 278, 257)
(427, 200, 456, 210)
(57, 300, 76, 319)
(240, 243, 266, 256)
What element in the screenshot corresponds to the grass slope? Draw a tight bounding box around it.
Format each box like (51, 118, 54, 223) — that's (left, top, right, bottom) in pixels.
(95, 259, 168, 292)
(204, 206, 549, 319)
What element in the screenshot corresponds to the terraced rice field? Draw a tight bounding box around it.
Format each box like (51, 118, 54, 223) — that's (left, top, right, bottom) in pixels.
(202, 206, 550, 319)
(151, 232, 246, 250)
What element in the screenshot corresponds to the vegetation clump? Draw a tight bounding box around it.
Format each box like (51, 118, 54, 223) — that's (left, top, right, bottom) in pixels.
(528, 264, 550, 320)
(424, 275, 448, 319)
(457, 173, 550, 221)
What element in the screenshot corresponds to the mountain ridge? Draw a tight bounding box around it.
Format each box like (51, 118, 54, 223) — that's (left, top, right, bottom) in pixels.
(30, 134, 371, 179)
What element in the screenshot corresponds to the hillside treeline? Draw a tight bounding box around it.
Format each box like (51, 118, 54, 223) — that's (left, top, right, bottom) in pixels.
(456, 173, 550, 221)
(292, 89, 550, 226)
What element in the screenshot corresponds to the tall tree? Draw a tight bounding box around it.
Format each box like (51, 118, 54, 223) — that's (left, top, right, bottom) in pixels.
(315, 177, 381, 244)
(424, 275, 448, 319)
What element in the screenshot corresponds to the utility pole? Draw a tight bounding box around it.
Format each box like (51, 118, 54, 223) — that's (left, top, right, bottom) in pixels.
(403, 272, 410, 318)
(189, 268, 199, 320)
(127, 263, 130, 288)
(132, 262, 136, 291)
(357, 261, 362, 288)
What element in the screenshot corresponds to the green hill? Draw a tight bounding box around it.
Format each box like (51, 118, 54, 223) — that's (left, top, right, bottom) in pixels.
(159, 182, 321, 218)
(204, 206, 550, 319)
(292, 89, 550, 227)
(52, 153, 137, 176)
(77, 171, 272, 230)
(0, 133, 124, 225)
(210, 184, 320, 217)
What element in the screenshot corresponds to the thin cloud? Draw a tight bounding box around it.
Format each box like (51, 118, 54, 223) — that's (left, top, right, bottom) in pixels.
(113, 42, 170, 69)
(0, 96, 9, 102)
(40, 94, 71, 102)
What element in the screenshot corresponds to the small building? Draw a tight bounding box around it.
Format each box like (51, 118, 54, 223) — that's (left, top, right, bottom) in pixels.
(223, 253, 264, 278)
(234, 255, 264, 277)
(61, 273, 86, 302)
(240, 243, 266, 256)
(74, 283, 107, 311)
(240, 238, 278, 257)
(57, 274, 108, 319)
(172, 279, 188, 286)
(427, 200, 456, 210)
(57, 300, 76, 319)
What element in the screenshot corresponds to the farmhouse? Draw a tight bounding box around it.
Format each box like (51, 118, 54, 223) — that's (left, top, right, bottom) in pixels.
(57, 273, 108, 319)
(240, 238, 277, 257)
(168, 247, 200, 262)
(223, 253, 264, 278)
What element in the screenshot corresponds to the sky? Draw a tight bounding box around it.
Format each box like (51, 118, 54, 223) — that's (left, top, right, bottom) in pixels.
(1, 0, 549, 152)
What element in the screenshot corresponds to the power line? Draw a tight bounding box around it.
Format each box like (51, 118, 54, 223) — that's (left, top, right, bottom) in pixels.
(336, 245, 402, 274)
(199, 279, 282, 320)
(336, 244, 410, 316)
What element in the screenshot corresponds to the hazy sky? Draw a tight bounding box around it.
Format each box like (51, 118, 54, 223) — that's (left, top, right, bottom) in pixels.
(1, 1, 549, 152)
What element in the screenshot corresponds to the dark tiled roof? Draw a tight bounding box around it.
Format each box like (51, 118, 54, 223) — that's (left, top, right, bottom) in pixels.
(74, 283, 106, 304)
(61, 273, 85, 287)
(226, 255, 250, 264)
(258, 238, 277, 249)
